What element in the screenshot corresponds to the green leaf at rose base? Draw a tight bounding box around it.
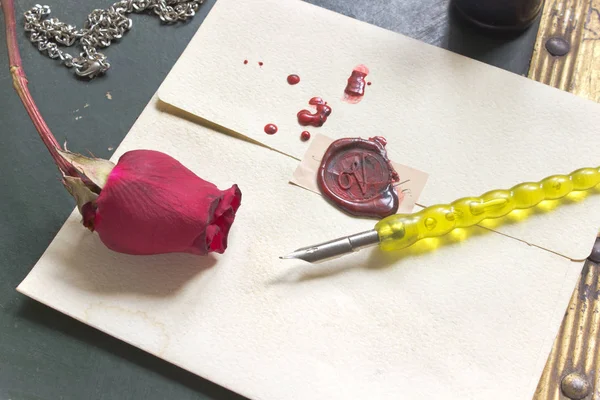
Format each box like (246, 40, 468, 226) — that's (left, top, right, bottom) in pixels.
(57, 149, 115, 229)
(62, 176, 98, 215)
(57, 148, 115, 189)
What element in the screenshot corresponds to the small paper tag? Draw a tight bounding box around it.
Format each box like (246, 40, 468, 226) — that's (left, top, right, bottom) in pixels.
(290, 134, 429, 214)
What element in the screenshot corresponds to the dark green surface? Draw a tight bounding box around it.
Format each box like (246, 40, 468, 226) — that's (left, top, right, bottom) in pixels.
(0, 1, 540, 399)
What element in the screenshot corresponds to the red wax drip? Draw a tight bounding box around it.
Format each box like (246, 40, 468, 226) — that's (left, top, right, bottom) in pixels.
(367, 81, 372, 86)
(372, 135, 388, 147)
(264, 124, 278, 135)
(258, 61, 264, 67)
(345, 70, 367, 96)
(300, 131, 311, 141)
(243, 60, 248, 64)
(343, 64, 370, 104)
(309, 97, 323, 105)
(287, 74, 300, 85)
(297, 97, 332, 127)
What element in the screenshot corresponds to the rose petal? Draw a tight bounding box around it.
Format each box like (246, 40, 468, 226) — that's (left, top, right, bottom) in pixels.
(204, 184, 242, 253)
(93, 150, 241, 256)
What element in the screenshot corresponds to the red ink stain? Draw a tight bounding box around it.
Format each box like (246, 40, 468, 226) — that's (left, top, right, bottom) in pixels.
(287, 74, 300, 85)
(317, 136, 400, 219)
(264, 123, 278, 135)
(258, 61, 264, 67)
(343, 64, 369, 104)
(367, 82, 372, 86)
(297, 97, 332, 127)
(300, 131, 311, 141)
(244, 60, 248, 64)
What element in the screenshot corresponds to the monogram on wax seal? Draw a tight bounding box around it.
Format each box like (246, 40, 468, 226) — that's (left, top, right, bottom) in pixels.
(317, 136, 401, 219)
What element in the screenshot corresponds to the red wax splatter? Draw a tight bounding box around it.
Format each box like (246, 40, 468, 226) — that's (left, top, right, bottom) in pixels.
(287, 74, 300, 85)
(258, 61, 264, 67)
(264, 124, 278, 135)
(373, 135, 388, 147)
(367, 82, 372, 86)
(300, 131, 311, 141)
(297, 97, 332, 127)
(243, 60, 248, 64)
(343, 64, 369, 104)
(317, 136, 401, 219)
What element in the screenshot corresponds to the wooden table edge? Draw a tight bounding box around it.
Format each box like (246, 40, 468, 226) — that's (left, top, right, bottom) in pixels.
(528, 1, 600, 399)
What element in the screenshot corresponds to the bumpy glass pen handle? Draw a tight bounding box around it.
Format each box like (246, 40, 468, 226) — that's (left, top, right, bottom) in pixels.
(375, 167, 600, 252)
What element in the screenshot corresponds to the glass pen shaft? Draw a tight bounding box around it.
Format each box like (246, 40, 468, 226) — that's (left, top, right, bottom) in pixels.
(375, 167, 600, 252)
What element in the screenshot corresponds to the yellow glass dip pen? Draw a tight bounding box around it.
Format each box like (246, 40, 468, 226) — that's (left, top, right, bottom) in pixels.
(281, 167, 600, 263)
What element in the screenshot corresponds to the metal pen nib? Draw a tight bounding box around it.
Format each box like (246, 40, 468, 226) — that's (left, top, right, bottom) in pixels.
(280, 229, 380, 264)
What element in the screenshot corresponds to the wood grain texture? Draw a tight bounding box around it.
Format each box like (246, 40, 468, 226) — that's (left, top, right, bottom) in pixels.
(529, 0, 600, 400)
(534, 256, 600, 400)
(528, 0, 600, 101)
(529, 1, 600, 397)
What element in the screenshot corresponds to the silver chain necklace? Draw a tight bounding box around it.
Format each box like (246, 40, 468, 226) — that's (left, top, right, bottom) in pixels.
(23, 0, 204, 79)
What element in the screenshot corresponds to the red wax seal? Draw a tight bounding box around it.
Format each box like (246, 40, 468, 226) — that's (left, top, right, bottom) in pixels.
(317, 136, 400, 219)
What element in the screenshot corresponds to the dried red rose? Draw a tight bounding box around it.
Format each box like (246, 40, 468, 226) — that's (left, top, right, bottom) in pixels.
(61, 149, 241, 256)
(1, 0, 242, 257)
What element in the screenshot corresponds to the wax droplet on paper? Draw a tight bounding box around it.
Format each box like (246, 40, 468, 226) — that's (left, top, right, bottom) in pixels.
(300, 131, 311, 141)
(297, 97, 332, 127)
(367, 82, 372, 86)
(106, 92, 113, 100)
(258, 61, 264, 67)
(287, 74, 300, 85)
(264, 124, 278, 135)
(243, 59, 248, 64)
(343, 65, 369, 104)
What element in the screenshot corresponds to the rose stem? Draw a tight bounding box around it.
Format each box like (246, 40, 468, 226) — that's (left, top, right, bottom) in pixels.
(1, 0, 78, 177)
